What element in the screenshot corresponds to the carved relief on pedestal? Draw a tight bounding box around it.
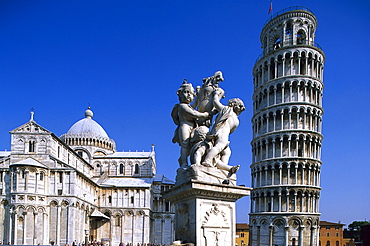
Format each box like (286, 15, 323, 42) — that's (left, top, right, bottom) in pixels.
(202, 203, 231, 246)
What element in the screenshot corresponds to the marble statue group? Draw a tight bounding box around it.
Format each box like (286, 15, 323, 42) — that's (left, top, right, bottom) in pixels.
(172, 71, 245, 183)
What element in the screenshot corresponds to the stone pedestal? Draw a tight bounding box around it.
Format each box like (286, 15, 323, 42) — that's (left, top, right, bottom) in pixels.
(163, 179, 251, 246)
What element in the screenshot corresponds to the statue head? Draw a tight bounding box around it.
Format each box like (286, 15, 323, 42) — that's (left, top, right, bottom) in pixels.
(202, 71, 224, 87)
(228, 98, 245, 115)
(177, 80, 196, 103)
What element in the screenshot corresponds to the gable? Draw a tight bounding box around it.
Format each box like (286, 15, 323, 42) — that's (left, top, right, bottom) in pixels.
(10, 121, 51, 135)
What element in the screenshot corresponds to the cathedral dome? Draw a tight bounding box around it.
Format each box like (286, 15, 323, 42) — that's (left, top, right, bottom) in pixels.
(66, 108, 109, 139)
(61, 108, 116, 151)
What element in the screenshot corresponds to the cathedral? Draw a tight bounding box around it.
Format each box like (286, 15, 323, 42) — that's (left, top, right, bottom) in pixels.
(0, 108, 175, 245)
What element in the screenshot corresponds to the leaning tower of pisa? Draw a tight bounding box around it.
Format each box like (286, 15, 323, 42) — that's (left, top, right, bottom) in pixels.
(249, 7, 325, 246)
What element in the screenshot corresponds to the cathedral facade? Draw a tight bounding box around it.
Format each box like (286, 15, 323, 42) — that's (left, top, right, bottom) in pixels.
(0, 108, 175, 245)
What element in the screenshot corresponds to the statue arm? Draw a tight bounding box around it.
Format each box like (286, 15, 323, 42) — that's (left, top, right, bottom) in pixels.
(178, 104, 209, 119)
(212, 91, 224, 112)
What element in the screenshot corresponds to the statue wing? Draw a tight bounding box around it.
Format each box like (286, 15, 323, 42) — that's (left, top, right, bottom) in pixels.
(171, 104, 180, 125)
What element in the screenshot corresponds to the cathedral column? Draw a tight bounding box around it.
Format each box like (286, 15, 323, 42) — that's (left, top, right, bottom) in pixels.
(56, 205, 61, 246)
(299, 225, 304, 246)
(33, 212, 38, 245)
(23, 212, 27, 245)
(269, 226, 274, 246)
(284, 226, 289, 246)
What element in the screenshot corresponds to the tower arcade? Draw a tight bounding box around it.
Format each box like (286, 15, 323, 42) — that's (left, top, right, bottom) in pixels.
(249, 7, 325, 246)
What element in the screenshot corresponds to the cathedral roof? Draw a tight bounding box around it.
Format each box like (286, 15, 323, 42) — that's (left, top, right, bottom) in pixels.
(64, 107, 110, 139)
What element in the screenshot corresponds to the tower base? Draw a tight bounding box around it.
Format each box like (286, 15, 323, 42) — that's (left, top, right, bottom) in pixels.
(163, 179, 251, 246)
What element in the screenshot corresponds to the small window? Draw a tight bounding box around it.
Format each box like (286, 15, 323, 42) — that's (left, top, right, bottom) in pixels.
(134, 164, 139, 175)
(286, 22, 292, 35)
(130, 196, 134, 204)
(29, 141, 35, 152)
(297, 30, 306, 44)
(327, 233, 330, 237)
(59, 172, 63, 183)
(241, 232, 245, 237)
(40, 173, 43, 181)
(116, 216, 121, 226)
(274, 38, 281, 50)
(77, 151, 83, 157)
(58, 189, 62, 195)
(108, 196, 112, 204)
(165, 201, 170, 212)
(119, 164, 124, 174)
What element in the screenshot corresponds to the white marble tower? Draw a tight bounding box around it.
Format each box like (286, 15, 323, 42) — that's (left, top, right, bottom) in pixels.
(249, 7, 325, 246)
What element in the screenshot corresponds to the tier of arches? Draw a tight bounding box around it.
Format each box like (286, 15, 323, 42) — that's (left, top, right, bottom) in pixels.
(252, 133, 322, 162)
(253, 79, 323, 113)
(62, 136, 116, 151)
(254, 49, 324, 89)
(252, 106, 323, 138)
(93, 160, 153, 177)
(249, 215, 320, 246)
(9, 166, 47, 193)
(261, 12, 317, 54)
(251, 188, 320, 214)
(251, 160, 321, 188)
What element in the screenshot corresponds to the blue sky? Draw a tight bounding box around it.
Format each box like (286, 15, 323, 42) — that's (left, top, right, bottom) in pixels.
(1, 0, 369, 226)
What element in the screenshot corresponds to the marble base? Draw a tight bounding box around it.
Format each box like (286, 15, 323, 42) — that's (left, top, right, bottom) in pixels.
(163, 179, 251, 246)
(175, 164, 237, 186)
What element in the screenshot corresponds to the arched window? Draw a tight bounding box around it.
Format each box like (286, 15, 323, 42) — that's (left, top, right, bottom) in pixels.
(108, 196, 112, 204)
(40, 172, 43, 181)
(134, 164, 139, 175)
(119, 164, 124, 174)
(274, 38, 281, 50)
(29, 140, 35, 152)
(297, 30, 306, 44)
(286, 21, 293, 35)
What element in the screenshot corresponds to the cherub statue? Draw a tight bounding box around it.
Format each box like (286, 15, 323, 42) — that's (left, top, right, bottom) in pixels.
(171, 80, 211, 167)
(193, 71, 225, 127)
(201, 88, 245, 176)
